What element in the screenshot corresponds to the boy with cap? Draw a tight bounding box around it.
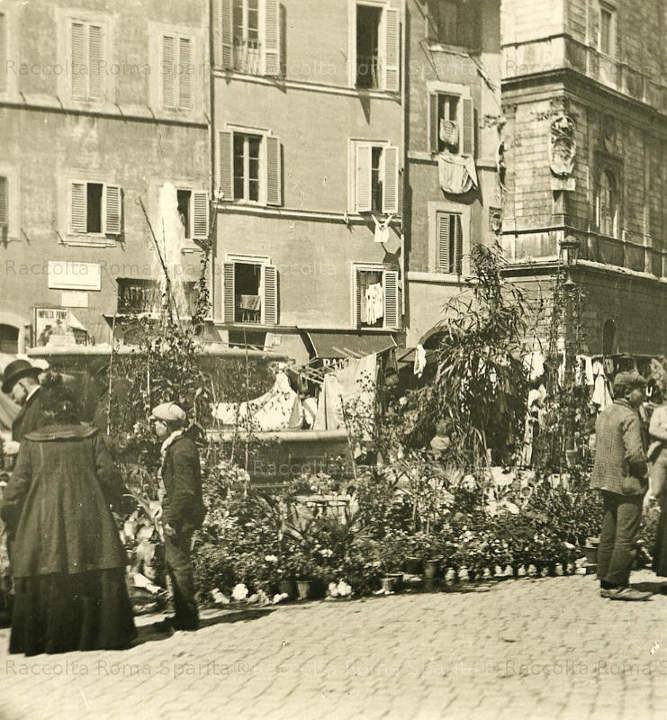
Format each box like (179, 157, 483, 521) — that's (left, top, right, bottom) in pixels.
(590, 371, 652, 601)
(150, 402, 206, 631)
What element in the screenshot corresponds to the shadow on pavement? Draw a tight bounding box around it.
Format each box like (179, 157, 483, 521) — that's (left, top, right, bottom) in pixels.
(632, 581, 667, 594)
(132, 608, 275, 647)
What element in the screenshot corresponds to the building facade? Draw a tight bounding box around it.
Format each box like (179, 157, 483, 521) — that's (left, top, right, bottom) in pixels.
(210, 0, 404, 364)
(501, 0, 667, 355)
(404, 0, 503, 347)
(0, 0, 209, 354)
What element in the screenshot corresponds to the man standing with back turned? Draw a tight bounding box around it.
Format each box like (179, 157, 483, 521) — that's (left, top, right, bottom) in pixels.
(591, 371, 652, 601)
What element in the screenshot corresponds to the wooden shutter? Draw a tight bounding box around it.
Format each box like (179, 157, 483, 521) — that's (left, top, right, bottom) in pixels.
(71, 182, 87, 233)
(219, 131, 234, 199)
(383, 8, 400, 92)
(162, 35, 176, 108)
(462, 98, 475, 156)
(429, 93, 439, 153)
(0, 177, 7, 226)
(354, 270, 362, 327)
(383, 270, 400, 328)
(265, 136, 282, 206)
(179, 37, 193, 109)
(454, 214, 463, 274)
(71, 22, 87, 98)
(262, 264, 278, 325)
(355, 144, 373, 213)
(223, 262, 235, 322)
(0, 14, 8, 93)
(436, 212, 450, 273)
(104, 184, 122, 235)
(382, 145, 399, 214)
(263, 0, 281, 76)
(88, 24, 104, 99)
(192, 191, 209, 240)
(221, 0, 234, 69)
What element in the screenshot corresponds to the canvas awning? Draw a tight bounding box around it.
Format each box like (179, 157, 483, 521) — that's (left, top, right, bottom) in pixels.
(305, 331, 396, 360)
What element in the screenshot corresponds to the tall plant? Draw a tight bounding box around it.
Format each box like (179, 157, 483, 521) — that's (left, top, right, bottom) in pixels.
(410, 243, 530, 467)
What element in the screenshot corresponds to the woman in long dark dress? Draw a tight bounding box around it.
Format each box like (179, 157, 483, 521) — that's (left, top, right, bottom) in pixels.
(650, 385, 667, 577)
(0, 375, 136, 655)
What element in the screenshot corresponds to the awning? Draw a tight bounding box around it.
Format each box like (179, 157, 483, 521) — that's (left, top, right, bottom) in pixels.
(305, 331, 396, 360)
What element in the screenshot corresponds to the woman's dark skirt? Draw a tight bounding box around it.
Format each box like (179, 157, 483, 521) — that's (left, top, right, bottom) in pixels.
(10, 568, 137, 656)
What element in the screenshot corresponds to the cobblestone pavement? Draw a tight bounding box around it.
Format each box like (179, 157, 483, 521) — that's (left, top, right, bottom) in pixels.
(2, 571, 667, 720)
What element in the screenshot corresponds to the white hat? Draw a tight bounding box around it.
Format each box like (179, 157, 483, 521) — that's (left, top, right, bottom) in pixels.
(150, 402, 186, 423)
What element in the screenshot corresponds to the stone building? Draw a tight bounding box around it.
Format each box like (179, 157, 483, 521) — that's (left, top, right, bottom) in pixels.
(209, 0, 404, 364)
(500, 0, 667, 356)
(0, 0, 209, 353)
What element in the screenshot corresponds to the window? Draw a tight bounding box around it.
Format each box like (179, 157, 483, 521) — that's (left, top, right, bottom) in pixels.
(161, 34, 193, 110)
(426, 0, 479, 48)
(70, 21, 105, 101)
(435, 211, 463, 274)
(219, 130, 282, 206)
(596, 169, 618, 237)
(221, 0, 281, 76)
(0, 324, 19, 355)
(222, 259, 278, 325)
(352, 3, 400, 92)
(0, 176, 7, 243)
(176, 189, 210, 242)
(428, 90, 475, 156)
(590, 1, 616, 57)
(350, 141, 399, 214)
(353, 266, 400, 329)
(70, 181, 122, 236)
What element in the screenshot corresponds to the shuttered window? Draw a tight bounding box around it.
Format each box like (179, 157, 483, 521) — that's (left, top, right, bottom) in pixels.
(219, 131, 282, 207)
(70, 181, 122, 236)
(354, 267, 401, 330)
(355, 3, 400, 91)
(222, 0, 281, 76)
(161, 34, 194, 110)
(222, 260, 278, 325)
(0, 176, 8, 240)
(382, 8, 400, 92)
(436, 211, 463, 274)
(70, 21, 105, 101)
(429, 92, 475, 156)
(351, 142, 400, 214)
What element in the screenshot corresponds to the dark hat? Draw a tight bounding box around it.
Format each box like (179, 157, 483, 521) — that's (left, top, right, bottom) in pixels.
(2, 359, 42, 394)
(613, 371, 647, 394)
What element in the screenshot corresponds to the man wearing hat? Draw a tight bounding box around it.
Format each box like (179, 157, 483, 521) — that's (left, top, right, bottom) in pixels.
(591, 371, 652, 601)
(150, 402, 205, 632)
(1, 360, 46, 443)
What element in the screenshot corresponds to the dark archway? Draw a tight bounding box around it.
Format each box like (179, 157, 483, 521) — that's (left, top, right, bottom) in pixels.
(0, 324, 19, 354)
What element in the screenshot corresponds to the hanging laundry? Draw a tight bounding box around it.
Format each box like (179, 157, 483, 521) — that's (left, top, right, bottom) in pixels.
(438, 150, 478, 195)
(439, 119, 459, 148)
(373, 214, 394, 244)
(413, 344, 427, 378)
(591, 360, 613, 410)
(365, 283, 384, 325)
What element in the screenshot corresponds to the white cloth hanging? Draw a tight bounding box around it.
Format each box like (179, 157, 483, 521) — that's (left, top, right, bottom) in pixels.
(373, 214, 394, 244)
(365, 283, 384, 325)
(591, 360, 613, 409)
(438, 150, 478, 194)
(413, 344, 427, 378)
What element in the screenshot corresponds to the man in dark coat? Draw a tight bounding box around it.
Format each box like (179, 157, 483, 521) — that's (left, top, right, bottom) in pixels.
(151, 402, 205, 632)
(591, 371, 652, 601)
(2, 360, 46, 443)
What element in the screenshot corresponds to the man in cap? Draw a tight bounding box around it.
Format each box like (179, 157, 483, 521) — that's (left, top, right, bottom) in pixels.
(591, 371, 652, 601)
(1, 359, 46, 443)
(150, 402, 205, 632)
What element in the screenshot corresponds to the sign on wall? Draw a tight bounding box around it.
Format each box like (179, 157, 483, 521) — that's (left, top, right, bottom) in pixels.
(33, 307, 87, 347)
(47, 261, 101, 291)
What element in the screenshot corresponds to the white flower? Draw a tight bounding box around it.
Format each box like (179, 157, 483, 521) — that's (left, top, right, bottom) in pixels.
(272, 593, 289, 605)
(336, 580, 352, 597)
(319, 548, 333, 558)
(265, 555, 278, 563)
(211, 589, 230, 606)
(328, 582, 339, 598)
(232, 583, 249, 601)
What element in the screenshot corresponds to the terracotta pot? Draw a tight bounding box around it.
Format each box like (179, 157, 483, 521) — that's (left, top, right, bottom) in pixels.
(583, 545, 598, 565)
(296, 579, 311, 601)
(404, 557, 423, 575)
(424, 558, 443, 579)
(278, 579, 297, 601)
(380, 574, 403, 593)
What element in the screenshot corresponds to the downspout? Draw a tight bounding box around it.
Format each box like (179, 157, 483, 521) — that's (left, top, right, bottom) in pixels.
(399, 0, 407, 327)
(208, 0, 217, 320)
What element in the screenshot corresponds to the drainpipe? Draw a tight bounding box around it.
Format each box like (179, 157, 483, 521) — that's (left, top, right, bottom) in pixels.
(208, 0, 217, 319)
(399, 0, 407, 331)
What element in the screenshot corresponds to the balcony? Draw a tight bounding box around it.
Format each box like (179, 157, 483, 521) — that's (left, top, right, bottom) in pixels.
(233, 39, 262, 75)
(117, 279, 197, 316)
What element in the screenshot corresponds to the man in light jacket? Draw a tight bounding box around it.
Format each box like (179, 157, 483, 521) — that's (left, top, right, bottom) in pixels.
(591, 371, 652, 601)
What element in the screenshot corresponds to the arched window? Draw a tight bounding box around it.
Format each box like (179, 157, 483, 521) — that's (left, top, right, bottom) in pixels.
(597, 170, 617, 237)
(602, 319, 616, 356)
(0, 324, 19, 354)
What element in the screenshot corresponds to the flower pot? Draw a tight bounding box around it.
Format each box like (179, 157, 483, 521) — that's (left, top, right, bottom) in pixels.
(422, 577, 440, 593)
(380, 573, 403, 593)
(424, 558, 443, 580)
(296, 579, 312, 601)
(278, 579, 297, 601)
(404, 557, 424, 575)
(583, 545, 598, 565)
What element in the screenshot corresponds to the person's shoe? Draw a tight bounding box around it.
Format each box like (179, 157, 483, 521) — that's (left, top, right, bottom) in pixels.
(606, 586, 652, 601)
(152, 617, 177, 633)
(599, 587, 617, 598)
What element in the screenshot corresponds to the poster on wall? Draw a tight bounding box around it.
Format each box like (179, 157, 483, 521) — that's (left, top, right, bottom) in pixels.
(33, 307, 88, 347)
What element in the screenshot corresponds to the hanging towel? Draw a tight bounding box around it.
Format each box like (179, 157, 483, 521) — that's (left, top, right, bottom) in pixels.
(438, 150, 478, 194)
(591, 361, 613, 409)
(440, 119, 459, 148)
(365, 283, 384, 325)
(414, 344, 427, 378)
(373, 214, 394, 244)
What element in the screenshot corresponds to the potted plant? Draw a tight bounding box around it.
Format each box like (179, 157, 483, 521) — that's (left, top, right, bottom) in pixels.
(378, 532, 408, 592)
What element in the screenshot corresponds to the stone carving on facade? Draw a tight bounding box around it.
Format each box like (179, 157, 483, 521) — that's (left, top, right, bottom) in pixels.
(549, 114, 577, 178)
